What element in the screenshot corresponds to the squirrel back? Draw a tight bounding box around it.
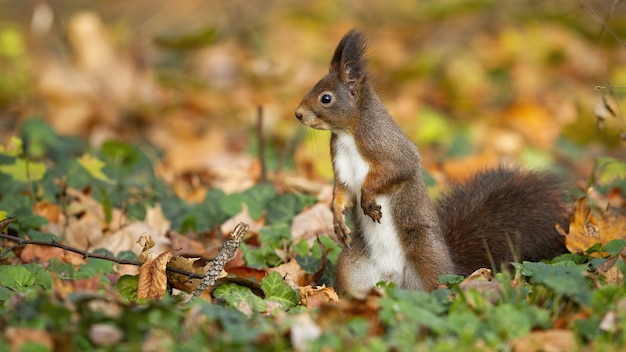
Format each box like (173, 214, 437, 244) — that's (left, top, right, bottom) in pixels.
(295, 29, 569, 297)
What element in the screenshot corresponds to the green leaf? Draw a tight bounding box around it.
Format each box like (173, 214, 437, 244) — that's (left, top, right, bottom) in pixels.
(296, 255, 323, 275)
(219, 193, 245, 217)
(261, 272, 297, 310)
(242, 183, 277, 219)
(521, 261, 591, 305)
(265, 194, 298, 225)
(0, 286, 11, 301)
(101, 140, 140, 170)
(0, 265, 35, 290)
(213, 283, 267, 313)
(116, 275, 138, 300)
(438, 274, 464, 286)
(487, 304, 532, 339)
(603, 239, 626, 257)
(82, 257, 115, 275)
(292, 239, 310, 258)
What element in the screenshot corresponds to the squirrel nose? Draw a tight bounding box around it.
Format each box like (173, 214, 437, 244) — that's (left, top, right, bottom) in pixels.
(295, 108, 303, 121)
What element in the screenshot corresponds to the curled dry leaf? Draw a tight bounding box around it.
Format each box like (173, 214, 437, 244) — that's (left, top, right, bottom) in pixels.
(137, 250, 177, 300)
(298, 285, 339, 309)
(556, 197, 626, 257)
(138, 233, 156, 262)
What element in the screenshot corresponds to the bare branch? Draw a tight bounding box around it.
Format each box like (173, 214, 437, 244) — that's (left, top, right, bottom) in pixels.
(0, 232, 205, 279)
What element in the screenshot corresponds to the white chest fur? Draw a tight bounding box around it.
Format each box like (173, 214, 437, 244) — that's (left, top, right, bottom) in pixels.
(332, 131, 407, 281)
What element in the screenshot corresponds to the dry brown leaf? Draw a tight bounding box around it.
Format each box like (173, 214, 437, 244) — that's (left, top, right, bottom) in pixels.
(19, 245, 85, 266)
(137, 233, 156, 262)
(317, 289, 383, 335)
(291, 203, 334, 243)
(298, 285, 339, 309)
(269, 258, 309, 287)
(597, 255, 625, 285)
(137, 250, 176, 300)
(169, 230, 215, 258)
(165, 256, 224, 293)
(51, 275, 101, 301)
(511, 329, 576, 352)
(225, 266, 267, 282)
(556, 197, 626, 257)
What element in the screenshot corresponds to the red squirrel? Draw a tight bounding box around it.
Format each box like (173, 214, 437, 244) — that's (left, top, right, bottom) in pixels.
(294, 29, 570, 296)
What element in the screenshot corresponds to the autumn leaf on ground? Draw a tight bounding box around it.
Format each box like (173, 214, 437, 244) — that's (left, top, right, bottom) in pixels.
(137, 250, 176, 300)
(298, 285, 339, 309)
(166, 256, 227, 293)
(556, 197, 626, 257)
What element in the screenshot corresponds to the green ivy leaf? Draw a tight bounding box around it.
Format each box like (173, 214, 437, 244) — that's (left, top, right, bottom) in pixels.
(295, 255, 323, 275)
(261, 272, 297, 310)
(219, 193, 245, 217)
(242, 183, 277, 219)
(213, 283, 267, 313)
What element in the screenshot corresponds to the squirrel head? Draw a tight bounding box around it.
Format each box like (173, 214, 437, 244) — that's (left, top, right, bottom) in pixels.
(295, 29, 369, 132)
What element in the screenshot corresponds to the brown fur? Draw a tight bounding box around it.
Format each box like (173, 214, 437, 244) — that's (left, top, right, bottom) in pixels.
(295, 29, 569, 296)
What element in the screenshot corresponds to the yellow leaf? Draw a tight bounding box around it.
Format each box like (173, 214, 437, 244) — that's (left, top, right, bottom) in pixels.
(557, 197, 626, 257)
(77, 154, 113, 183)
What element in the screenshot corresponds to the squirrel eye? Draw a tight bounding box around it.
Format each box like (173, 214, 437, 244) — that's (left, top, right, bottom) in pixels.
(320, 94, 333, 105)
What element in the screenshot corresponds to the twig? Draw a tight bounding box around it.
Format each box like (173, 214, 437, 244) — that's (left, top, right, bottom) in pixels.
(0, 232, 205, 279)
(191, 222, 248, 298)
(257, 105, 267, 183)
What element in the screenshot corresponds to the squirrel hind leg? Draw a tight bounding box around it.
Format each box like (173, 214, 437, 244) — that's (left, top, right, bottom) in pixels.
(437, 167, 570, 276)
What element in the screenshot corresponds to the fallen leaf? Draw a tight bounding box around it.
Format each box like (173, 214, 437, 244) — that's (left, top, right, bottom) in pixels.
(298, 285, 339, 309)
(557, 197, 626, 257)
(290, 202, 334, 243)
(137, 250, 176, 300)
(269, 258, 309, 287)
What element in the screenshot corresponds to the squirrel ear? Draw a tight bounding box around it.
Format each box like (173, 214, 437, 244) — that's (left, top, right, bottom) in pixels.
(329, 29, 368, 97)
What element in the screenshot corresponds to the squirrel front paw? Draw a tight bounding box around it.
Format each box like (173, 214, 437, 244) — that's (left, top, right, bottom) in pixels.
(333, 218, 352, 248)
(361, 198, 382, 223)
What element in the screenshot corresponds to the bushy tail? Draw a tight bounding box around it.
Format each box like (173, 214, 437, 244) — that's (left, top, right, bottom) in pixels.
(436, 167, 570, 276)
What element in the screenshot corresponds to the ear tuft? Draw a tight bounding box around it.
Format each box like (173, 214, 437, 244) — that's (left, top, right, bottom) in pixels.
(329, 28, 368, 81)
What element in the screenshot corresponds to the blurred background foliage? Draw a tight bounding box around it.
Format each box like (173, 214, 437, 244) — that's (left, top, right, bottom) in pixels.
(0, 0, 624, 185)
